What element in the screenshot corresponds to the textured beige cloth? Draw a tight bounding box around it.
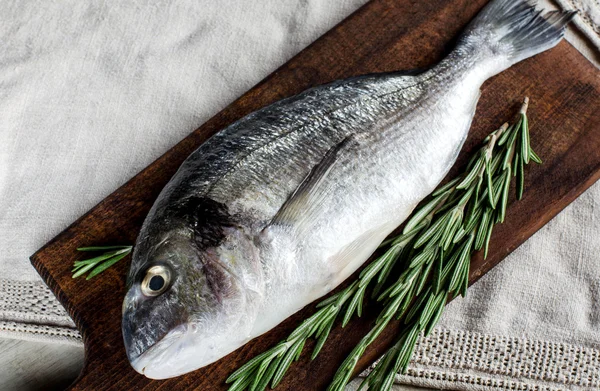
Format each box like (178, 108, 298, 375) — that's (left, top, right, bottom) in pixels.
(558, 0, 600, 49)
(0, 0, 598, 390)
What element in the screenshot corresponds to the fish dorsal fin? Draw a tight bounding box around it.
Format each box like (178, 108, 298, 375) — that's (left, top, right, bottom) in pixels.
(268, 135, 357, 239)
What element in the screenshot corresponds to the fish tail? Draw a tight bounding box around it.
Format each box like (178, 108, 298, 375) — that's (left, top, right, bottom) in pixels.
(458, 0, 575, 69)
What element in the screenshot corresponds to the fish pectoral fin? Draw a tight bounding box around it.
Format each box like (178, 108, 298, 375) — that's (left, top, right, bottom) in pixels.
(267, 135, 357, 238)
(327, 222, 396, 285)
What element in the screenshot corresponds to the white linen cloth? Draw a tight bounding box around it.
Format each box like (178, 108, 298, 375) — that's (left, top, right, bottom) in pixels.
(0, 0, 598, 390)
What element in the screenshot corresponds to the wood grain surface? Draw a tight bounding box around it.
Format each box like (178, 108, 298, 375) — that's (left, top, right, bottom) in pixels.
(30, 0, 600, 389)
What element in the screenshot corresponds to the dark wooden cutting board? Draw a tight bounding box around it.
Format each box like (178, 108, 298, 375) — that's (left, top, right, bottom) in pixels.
(30, 0, 600, 390)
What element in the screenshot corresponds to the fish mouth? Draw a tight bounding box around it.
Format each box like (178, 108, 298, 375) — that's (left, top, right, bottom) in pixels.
(129, 322, 198, 379)
(128, 321, 246, 379)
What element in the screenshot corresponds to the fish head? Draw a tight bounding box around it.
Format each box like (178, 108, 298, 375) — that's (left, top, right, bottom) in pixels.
(122, 197, 261, 379)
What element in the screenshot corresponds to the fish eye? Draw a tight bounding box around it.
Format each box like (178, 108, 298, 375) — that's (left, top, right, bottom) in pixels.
(141, 265, 171, 297)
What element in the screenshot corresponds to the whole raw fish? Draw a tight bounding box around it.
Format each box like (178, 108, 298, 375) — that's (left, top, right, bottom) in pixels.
(122, 0, 573, 379)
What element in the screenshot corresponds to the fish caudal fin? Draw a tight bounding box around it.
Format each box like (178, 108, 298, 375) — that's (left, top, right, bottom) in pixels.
(459, 0, 575, 70)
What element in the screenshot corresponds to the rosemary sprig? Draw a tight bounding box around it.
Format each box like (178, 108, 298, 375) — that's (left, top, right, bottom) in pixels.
(72, 245, 132, 280)
(227, 98, 539, 391)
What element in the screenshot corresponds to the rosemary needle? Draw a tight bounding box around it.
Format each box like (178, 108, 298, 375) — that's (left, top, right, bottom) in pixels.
(227, 97, 540, 391)
(72, 245, 132, 280)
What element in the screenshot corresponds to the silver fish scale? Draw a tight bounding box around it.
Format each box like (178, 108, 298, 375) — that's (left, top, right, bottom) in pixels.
(248, 64, 485, 328)
(130, 61, 466, 294)
(186, 75, 425, 224)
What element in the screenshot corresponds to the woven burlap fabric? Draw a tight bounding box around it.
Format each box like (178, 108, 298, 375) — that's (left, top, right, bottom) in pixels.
(0, 0, 598, 390)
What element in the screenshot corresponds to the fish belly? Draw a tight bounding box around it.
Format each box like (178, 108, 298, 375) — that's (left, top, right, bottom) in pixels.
(251, 84, 480, 336)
